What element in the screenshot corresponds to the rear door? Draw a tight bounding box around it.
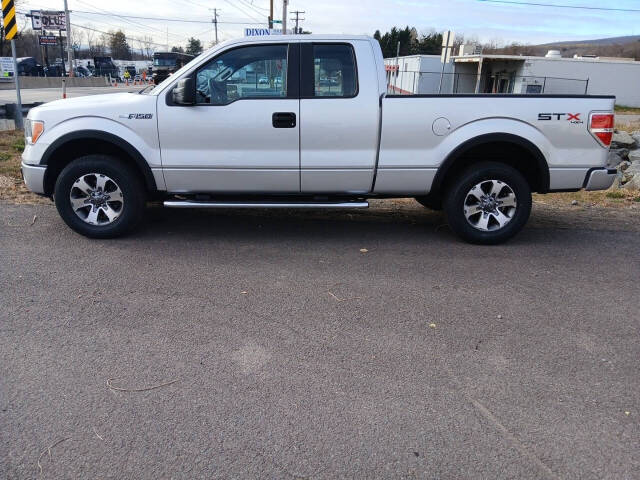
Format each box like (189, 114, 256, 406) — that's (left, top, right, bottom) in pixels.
(299, 40, 380, 193)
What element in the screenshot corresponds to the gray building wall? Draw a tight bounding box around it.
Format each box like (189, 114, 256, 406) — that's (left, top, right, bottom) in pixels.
(384, 55, 455, 94)
(522, 58, 640, 105)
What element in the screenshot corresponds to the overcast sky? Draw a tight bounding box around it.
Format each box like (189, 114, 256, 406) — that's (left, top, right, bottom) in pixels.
(16, 0, 640, 51)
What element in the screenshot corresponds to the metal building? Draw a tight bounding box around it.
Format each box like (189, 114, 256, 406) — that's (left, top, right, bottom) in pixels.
(385, 48, 640, 106)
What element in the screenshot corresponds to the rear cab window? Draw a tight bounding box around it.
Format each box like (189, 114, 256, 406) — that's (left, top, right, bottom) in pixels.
(301, 43, 358, 98)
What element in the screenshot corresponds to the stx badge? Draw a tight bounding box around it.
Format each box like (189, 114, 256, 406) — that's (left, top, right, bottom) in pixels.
(538, 113, 583, 124)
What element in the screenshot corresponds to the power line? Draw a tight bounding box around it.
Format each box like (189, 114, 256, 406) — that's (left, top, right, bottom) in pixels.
(69, 9, 266, 24)
(74, 0, 171, 37)
(237, 0, 269, 16)
(239, 0, 269, 12)
(72, 12, 186, 40)
(222, 0, 264, 23)
(477, 0, 640, 13)
(19, 4, 266, 25)
(69, 23, 167, 48)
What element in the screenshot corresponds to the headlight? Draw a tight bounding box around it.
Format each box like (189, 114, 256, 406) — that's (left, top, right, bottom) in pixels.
(25, 120, 44, 144)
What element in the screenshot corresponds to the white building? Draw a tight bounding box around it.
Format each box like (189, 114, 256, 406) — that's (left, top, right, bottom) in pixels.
(384, 55, 454, 95)
(385, 48, 640, 106)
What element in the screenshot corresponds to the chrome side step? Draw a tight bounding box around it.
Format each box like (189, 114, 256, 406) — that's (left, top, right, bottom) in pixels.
(163, 200, 369, 209)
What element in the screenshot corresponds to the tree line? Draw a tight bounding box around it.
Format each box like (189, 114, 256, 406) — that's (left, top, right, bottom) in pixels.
(374, 26, 640, 61)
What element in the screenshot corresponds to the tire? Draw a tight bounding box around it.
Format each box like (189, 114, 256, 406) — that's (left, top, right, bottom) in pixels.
(443, 162, 531, 245)
(54, 155, 146, 238)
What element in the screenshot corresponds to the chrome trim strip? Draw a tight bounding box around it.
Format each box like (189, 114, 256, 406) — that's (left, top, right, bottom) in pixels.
(163, 200, 369, 209)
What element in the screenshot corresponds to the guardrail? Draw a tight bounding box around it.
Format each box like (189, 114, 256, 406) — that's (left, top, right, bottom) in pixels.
(0, 102, 44, 119)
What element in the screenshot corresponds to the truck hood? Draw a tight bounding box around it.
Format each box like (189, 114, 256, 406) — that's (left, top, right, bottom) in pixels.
(28, 92, 158, 131)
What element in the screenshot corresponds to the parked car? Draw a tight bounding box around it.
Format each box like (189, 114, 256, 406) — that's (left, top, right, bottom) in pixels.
(21, 35, 617, 244)
(17, 57, 44, 77)
(93, 56, 118, 78)
(43, 64, 63, 77)
(73, 66, 92, 77)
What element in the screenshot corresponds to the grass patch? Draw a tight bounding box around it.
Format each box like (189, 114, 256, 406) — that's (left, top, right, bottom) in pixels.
(606, 190, 626, 199)
(0, 129, 24, 178)
(615, 105, 640, 114)
(533, 188, 640, 208)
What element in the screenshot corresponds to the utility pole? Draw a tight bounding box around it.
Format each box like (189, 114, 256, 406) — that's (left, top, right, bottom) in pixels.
(282, 0, 288, 35)
(211, 8, 219, 44)
(268, 0, 273, 29)
(63, 0, 73, 76)
(394, 41, 400, 91)
(59, 29, 66, 76)
(291, 10, 304, 34)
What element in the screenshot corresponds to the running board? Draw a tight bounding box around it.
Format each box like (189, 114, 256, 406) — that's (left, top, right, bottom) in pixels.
(163, 200, 369, 209)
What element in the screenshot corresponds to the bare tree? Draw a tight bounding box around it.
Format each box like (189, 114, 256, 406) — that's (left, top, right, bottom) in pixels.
(141, 36, 154, 59)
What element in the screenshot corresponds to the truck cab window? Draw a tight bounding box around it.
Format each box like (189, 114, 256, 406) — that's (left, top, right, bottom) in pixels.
(196, 45, 288, 105)
(312, 44, 357, 97)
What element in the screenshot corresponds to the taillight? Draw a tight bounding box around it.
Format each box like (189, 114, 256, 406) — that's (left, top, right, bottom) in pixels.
(589, 113, 614, 148)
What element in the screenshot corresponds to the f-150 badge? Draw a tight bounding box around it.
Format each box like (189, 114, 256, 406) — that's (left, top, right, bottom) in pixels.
(119, 113, 153, 119)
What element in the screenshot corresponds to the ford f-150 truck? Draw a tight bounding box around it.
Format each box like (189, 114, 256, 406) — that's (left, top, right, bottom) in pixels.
(21, 35, 617, 244)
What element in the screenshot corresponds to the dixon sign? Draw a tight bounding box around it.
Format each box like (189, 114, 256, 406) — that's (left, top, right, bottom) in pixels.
(244, 28, 284, 36)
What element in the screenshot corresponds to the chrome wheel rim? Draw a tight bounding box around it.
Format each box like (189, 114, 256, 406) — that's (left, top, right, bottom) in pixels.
(69, 173, 124, 226)
(464, 179, 517, 231)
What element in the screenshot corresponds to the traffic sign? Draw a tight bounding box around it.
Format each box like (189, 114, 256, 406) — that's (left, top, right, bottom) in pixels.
(2, 0, 18, 40)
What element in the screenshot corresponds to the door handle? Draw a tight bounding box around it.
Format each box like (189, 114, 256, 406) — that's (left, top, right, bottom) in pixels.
(272, 112, 296, 128)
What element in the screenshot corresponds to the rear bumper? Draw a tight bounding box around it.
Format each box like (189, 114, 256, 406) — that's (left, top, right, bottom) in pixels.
(21, 161, 46, 194)
(584, 168, 617, 191)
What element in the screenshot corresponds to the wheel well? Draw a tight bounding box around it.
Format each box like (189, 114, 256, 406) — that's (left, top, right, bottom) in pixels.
(42, 136, 157, 196)
(425, 137, 549, 209)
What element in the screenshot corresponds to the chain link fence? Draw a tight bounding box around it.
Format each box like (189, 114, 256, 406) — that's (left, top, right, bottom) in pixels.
(386, 71, 589, 95)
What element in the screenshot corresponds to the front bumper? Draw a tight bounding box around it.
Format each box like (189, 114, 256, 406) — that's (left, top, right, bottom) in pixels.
(21, 161, 46, 194)
(584, 168, 617, 191)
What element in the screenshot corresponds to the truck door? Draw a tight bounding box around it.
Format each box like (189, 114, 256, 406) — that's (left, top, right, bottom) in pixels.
(157, 43, 301, 193)
(299, 41, 380, 193)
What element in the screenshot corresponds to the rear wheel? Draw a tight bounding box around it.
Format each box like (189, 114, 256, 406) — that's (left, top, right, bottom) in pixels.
(54, 155, 145, 238)
(443, 162, 531, 244)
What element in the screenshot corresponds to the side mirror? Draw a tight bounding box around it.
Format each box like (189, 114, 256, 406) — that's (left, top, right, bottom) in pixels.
(172, 77, 196, 105)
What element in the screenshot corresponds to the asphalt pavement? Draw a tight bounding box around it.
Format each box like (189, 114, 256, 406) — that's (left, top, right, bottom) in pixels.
(1, 201, 638, 479)
(0, 86, 147, 105)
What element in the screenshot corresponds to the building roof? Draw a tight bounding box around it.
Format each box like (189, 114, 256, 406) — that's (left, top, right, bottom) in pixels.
(452, 54, 640, 65)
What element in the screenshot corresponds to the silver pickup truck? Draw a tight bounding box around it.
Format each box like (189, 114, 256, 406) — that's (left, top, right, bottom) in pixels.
(21, 34, 616, 244)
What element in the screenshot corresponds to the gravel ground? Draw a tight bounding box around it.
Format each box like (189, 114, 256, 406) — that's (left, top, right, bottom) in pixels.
(1, 200, 639, 479)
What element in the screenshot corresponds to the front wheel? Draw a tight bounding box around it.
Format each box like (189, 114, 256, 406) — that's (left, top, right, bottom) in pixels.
(443, 162, 532, 244)
(54, 155, 146, 238)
